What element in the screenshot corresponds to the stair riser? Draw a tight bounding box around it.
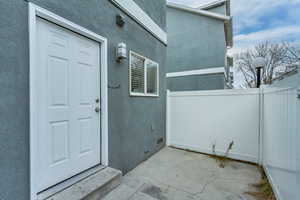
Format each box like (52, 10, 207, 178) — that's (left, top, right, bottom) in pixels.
(83, 174, 122, 200)
(41, 167, 122, 200)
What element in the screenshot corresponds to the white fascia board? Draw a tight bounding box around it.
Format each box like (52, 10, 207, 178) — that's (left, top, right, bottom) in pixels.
(197, 0, 227, 10)
(167, 2, 231, 21)
(166, 67, 225, 78)
(110, 0, 167, 45)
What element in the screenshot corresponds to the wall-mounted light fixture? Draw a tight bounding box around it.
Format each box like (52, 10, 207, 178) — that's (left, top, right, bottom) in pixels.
(116, 42, 127, 62)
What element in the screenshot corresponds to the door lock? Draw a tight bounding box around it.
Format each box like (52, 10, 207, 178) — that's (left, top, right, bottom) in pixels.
(95, 98, 100, 103)
(95, 107, 101, 113)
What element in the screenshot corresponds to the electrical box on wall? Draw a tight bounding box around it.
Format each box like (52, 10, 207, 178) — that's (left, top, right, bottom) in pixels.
(116, 14, 125, 27)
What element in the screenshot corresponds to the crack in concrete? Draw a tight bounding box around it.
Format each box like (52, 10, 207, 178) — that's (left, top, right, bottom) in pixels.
(196, 172, 218, 196)
(115, 148, 261, 200)
(125, 182, 148, 200)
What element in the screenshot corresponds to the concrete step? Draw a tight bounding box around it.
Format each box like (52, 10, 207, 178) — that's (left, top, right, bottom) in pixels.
(42, 167, 122, 200)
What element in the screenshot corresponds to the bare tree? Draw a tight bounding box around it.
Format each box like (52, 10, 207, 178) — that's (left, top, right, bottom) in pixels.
(235, 42, 300, 88)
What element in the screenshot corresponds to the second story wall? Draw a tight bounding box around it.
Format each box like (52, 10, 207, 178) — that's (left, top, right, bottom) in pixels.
(133, 0, 167, 31)
(167, 7, 226, 73)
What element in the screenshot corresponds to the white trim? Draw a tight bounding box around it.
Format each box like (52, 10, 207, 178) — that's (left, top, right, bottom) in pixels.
(166, 67, 225, 78)
(110, 0, 167, 45)
(197, 0, 227, 10)
(129, 51, 159, 97)
(29, 3, 109, 200)
(167, 2, 231, 21)
(168, 88, 260, 97)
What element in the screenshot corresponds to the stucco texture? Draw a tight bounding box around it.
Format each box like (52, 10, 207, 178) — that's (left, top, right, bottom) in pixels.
(167, 74, 225, 91)
(166, 7, 226, 91)
(167, 7, 226, 73)
(0, 0, 166, 199)
(133, 0, 166, 31)
(0, 1, 30, 200)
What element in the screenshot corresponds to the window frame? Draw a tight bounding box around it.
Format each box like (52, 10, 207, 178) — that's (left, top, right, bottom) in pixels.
(129, 51, 159, 97)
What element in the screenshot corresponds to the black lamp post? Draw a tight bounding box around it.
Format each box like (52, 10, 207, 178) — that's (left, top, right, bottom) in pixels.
(253, 57, 266, 88)
(256, 66, 263, 88)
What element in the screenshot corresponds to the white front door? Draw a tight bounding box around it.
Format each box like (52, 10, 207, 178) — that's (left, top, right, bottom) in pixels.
(36, 18, 101, 192)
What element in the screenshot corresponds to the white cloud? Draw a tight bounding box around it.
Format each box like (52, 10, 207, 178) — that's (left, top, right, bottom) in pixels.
(235, 26, 300, 42)
(228, 26, 300, 55)
(232, 0, 300, 34)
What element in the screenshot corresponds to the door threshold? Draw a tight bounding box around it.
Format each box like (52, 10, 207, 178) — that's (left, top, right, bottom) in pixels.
(37, 165, 106, 200)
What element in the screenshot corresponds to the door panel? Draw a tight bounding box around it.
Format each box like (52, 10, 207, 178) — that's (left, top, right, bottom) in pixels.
(36, 18, 101, 192)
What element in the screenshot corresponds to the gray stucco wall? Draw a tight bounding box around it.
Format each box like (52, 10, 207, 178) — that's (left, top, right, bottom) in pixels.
(133, 0, 166, 31)
(0, 0, 166, 200)
(166, 7, 226, 91)
(0, 1, 30, 200)
(168, 74, 225, 91)
(167, 7, 226, 72)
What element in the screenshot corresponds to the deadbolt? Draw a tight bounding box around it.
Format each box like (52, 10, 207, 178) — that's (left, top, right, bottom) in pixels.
(95, 98, 100, 103)
(95, 107, 100, 113)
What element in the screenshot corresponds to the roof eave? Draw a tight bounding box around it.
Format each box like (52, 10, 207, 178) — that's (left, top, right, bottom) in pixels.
(198, 0, 231, 16)
(167, 2, 231, 21)
(197, 0, 227, 10)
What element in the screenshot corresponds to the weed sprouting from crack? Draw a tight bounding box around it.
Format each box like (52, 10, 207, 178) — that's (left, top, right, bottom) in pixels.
(210, 141, 234, 168)
(245, 166, 276, 200)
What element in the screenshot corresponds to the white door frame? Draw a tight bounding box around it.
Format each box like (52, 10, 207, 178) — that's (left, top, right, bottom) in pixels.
(29, 3, 109, 199)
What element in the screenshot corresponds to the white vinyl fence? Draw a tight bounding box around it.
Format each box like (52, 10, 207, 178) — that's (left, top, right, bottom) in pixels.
(261, 86, 298, 200)
(166, 89, 261, 163)
(166, 85, 299, 200)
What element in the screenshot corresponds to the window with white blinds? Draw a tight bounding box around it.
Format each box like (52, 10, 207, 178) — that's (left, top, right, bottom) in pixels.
(130, 51, 159, 97)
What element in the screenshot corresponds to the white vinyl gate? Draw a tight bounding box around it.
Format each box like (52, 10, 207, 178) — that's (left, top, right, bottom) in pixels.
(166, 86, 299, 200)
(261, 86, 298, 200)
(166, 89, 261, 163)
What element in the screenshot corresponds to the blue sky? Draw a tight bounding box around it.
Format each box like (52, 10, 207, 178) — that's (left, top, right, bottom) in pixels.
(168, 0, 300, 55)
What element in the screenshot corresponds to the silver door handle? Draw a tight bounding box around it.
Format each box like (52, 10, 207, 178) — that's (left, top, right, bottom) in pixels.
(95, 107, 100, 113)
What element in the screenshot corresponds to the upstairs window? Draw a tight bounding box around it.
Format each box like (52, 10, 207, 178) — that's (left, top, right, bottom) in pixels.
(129, 51, 159, 97)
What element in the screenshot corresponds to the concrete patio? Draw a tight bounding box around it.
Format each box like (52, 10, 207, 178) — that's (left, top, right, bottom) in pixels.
(103, 147, 261, 200)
